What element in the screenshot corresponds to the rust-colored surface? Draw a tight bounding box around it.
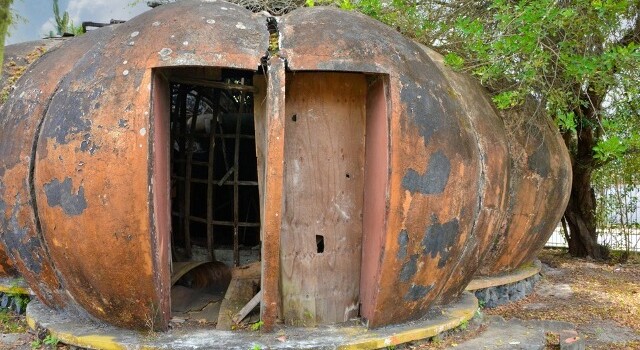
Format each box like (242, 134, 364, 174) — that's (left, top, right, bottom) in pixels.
(27, 1, 266, 330)
(0, 39, 66, 279)
(479, 109, 572, 275)
(420, 46, 571, 276)
(259, 57, 286, 332)
(419, 46, 512, 292)
(0, 31, 113, 309)
(151, 72, 172, 327)
(281, 8, 483, 327)
(0, 1, 570, 331)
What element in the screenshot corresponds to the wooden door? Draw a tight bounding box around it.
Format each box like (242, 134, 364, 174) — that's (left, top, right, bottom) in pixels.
(280, 72, 367, 325)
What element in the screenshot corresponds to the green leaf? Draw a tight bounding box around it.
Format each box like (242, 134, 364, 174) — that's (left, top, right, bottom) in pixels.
(593, 136, 628, 161)
(339, 0, 354, 10)
(492, 91, 521, 110)
(556, 111, 577, 133)
(443, 53, 465, 70)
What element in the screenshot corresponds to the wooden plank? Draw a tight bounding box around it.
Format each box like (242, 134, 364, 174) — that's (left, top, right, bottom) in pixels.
(359, 77, 390, 323)
(184, 94, 201, 258)
(259, 58, 286, 332)
(233, 79, 245, 267)
(170, 77, 257, 92)
(207, 90, 221, 260)
(253, 74, 267, 241)
(232, 290, 262, 324)
(216, 275, 260, 330)
(280, 72, 367, 326)
(178, 88, 191, 258)
(233, 261, 261, 280)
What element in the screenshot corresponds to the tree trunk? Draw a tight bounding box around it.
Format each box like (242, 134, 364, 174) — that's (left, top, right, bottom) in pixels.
(0, 0, 14, 75)
(562, 102, 603, 259)
(564, 165, 601, 258)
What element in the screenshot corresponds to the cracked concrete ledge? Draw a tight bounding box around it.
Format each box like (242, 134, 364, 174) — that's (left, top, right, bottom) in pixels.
(26, 292, 477, 350)
(0, 277, 30, 295)
(466, 260, 541, 291)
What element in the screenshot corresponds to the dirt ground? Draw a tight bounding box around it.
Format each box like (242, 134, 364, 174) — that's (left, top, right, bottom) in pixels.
(2, 248, 639, 349)
(399, 248, 640, 349)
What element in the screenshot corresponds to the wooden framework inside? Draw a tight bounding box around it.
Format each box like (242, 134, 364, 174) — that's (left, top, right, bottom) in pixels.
(164, 67, 261, 267)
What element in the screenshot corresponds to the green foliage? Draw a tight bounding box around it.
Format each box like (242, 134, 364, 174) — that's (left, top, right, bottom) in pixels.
(53, 0, 69, 36)
(332, 0, 640, 255)
(492, 91, 522, 110)
(0, 0, 15, 74)
(50, 0, 83, 37)
(556, 111, 577, 133)
(250, 320, 264, 331)
(443, 52, 464, 71)
(0, 309, 26, 333)
(31, 334, 60, 349)
(594, 136, 628, 162)
(458, 319, 469, 331)
(337, 0, 354, 10)
(43, 334, 59, 347)
(250, 344, 262, 350)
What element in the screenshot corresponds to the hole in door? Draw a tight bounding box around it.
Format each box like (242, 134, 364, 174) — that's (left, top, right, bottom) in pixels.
(316, 235, 324, 253)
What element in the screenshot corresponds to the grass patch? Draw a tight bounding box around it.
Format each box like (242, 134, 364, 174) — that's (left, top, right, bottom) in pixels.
(0, 309, 28, 333)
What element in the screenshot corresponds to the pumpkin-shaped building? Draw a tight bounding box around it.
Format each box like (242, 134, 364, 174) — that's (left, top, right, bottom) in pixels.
(0, 0, 571, 332)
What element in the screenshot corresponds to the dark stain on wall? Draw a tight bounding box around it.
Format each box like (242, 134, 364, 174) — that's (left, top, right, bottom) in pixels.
(3, 198, 43, 274)
(527, 142, 550, 178)
(400, 79, 446, 147)
(41, 92, 92, 145)
(79, 133, 99, 155)
(43, 177, 87, 216)
(397, 229, 409, 260)
(402, 150, 450, 195)
(421, 215, 460, 268)
(404, 283, 434, 301)
(399, 254, 418, 282)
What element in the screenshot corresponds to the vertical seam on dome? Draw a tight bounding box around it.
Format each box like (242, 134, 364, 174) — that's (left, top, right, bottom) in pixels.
(29, 79, 67, 297)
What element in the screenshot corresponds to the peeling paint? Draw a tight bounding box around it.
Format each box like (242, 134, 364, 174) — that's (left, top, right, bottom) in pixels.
(527, 141, 550, 177)
(397, 229, 409, 260)
(43, 178, 87, 216)
(399, 254, 418, 282)
(402, 150, 450, 195)
(41, 92, 93, 145)
(404, 284, 434, 301)
(421, 215, 459, 268)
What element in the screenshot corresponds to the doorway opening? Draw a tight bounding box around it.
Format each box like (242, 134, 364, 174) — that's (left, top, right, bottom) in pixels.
(155, 67, 262, 328)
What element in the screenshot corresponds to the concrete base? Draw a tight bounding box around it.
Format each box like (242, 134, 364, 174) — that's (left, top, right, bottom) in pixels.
(0, 277, 31, 314)
(0, 277, 30, 295)
(26, 292, 477, 350)
(466, 260, 541, 292)
(466, 260, 541, 308)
